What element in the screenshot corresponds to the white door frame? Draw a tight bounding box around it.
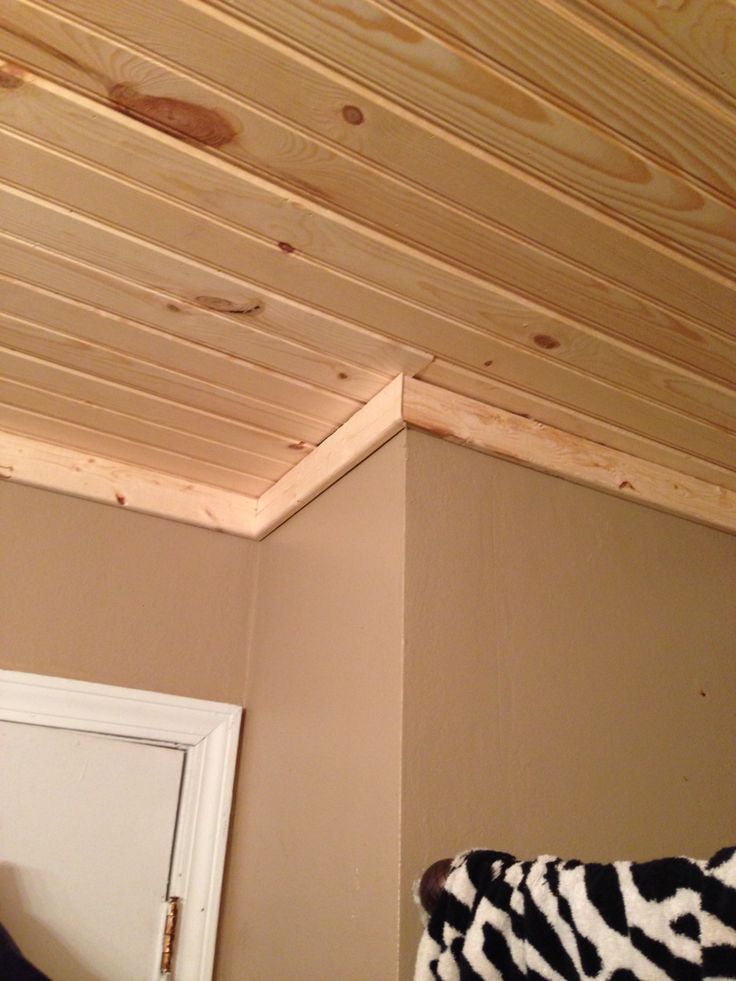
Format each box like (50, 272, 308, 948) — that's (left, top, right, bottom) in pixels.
(0, 669, 242, 980)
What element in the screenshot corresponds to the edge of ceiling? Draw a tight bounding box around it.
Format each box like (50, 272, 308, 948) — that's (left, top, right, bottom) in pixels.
(2, 374, 735, 539)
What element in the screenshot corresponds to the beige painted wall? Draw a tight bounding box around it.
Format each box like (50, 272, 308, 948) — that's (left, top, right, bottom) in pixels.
(0, 482, 256, 702)
(216, 434, 407, 980)
(4, 433, 736, 981)
(399, 430, 736, 975)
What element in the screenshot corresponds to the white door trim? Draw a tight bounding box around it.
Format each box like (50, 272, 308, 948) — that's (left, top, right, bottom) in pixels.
(0, 669, 242, 980)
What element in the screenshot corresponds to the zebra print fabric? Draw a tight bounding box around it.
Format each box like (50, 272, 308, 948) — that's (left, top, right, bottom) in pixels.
(415, 846, 736, 980)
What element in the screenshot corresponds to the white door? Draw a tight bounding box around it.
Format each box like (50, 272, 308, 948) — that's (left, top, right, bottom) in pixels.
(0, 719, 185, 980)
(0, 671, 242, 981)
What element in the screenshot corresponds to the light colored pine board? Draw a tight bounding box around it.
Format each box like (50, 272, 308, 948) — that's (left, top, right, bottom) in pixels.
(0, 430, 257, 536)
(254, 374, 405, 536)
(577, 0, 736, 107)
(0, 132, 388, 405)
(0, 231, 430, 389)
(220, 0, 736, 275)
(0, 403, 272, 496)
(4, 136, 736, 469)
(0, 347, 308, 473)
(0, 307, 349, 447)
(0, 274, 362, 458)
(0, 249, 334, 447)
(3, 183, 736, 479)
(402, 377, 736, 537)
(420, 359, 736, 494)
(389, 0, 736, 199)
(3, 72, 736, 394)
(0, 374, 293, 480)
(3, 0, 735, 336)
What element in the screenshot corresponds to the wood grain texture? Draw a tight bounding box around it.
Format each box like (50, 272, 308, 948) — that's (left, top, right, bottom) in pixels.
(0, 0, 734, 535)
(403, 377, 736, 536)
(222, 0, 736, 275)
(0, 430, 258, 535)
(3, 0, 734, 334)
(2, 135, 735, 477)
(390, 0, 736, 198)
(575, 0, 736, 106)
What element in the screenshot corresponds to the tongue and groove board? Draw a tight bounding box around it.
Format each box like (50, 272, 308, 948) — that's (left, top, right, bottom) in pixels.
(0, 0, 734, 533)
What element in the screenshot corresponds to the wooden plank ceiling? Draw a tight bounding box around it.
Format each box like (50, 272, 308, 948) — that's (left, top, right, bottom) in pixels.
(0, 0, 735, 516)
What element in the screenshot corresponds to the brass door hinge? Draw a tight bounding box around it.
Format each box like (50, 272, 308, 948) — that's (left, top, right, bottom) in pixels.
(160, 896, 180, 975)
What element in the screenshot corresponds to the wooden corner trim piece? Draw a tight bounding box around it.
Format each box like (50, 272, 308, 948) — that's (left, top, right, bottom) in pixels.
(0, 431, 258, 537)
(253, 373, 405, 538)
(3, 375, 734, 538)
(402, 377, 736, 536)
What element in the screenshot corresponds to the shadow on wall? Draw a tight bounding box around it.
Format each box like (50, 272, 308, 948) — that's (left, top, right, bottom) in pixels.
(0, 863, 104, 981)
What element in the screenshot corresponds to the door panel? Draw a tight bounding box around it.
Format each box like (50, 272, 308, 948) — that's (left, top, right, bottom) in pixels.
(0, 720, 185, 980)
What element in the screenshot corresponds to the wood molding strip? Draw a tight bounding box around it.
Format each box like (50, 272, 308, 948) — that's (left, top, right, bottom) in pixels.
(402, 377, 736, 536)
(3, 376, 735, 537)
(252, 374, 406, 538)
(0, 430, 258, 536)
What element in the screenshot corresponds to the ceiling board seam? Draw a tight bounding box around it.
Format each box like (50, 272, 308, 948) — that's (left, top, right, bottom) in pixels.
(0, 246, 392, 406)
(563, 0, 736, 115)
(205, 0, 736, 282)
(0, 405, 275, 495)
(0, 302, 325, 445)
(4, 377, 735, 538)
(0, 305, 351, 438)
(0, 184, 360, 412)
(7, 126, 734, 423)
(13, 0, 736, 294)
(4, 179, 735, 456)
(0, 373, 301, 474)
(377, 0, 736, 207)
(0, 227, 431, 385)
(0, 349, 315, 465)
(5, 93, 735, 380)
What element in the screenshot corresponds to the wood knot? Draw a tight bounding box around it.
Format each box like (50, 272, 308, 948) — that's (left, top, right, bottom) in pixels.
(533, 334, 560, 350)
(277, 241, 296, 253)
(342, 104, 364, 125)
(115, 492, 127, 506)
(108, 84, 237, 147)
(195, 295, 262, 314)
(0, 64, 25, 89)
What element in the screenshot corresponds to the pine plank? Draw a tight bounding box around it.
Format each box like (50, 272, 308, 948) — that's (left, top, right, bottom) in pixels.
(0, 340, 313, 464)
(3, 0, 735, 335)
(219, 0, 736, 274)
(3, 71, 735, 391)
(0, 305, 346, 443)
(420, 359, 736, 494)
(254, 375, 405, 536)
(577, 0, 736, 107)
(3, 134, 736, 461)
(0, 430, 259, 536)
(403, 377, 736, 536)
(3, 181, 736, 475)
(0, 243, 334, 446)
(0, 369, 292, 480)
(0, 403, 273, 495)
(390, 0, 736, 198)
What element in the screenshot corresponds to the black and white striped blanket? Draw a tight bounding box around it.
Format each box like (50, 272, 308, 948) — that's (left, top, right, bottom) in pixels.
(415, 847, 736, 980)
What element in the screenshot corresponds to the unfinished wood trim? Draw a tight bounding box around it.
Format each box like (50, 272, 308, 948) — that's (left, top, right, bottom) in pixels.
(402, 377, 736, 536)
(253, 374, 406, 538)
(0, 430, 258, 537)
(4, 378, 735, 538)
